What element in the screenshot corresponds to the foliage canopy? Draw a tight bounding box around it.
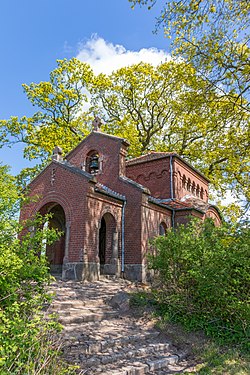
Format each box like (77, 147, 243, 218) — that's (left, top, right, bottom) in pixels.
(129, 0, 250, 113)
(0, 58, 249, 209)
(92, 61, 249, 204)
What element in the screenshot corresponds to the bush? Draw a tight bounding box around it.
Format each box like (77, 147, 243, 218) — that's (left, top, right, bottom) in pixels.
(0, 165, 74, 374)
(150, 219, 250, 350)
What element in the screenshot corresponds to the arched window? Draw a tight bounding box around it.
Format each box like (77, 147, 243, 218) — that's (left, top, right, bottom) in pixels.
(200, 187, 204, 200)
(191, 182, 196, 195)
(196, 184, 200, 198)
(159, 222, 167, 236)
(182, 175, 187, 189)
(205, 189, 208, 201)
(187, 178, 191, 192)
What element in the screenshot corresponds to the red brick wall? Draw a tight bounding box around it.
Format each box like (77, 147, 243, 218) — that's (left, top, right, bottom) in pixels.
(85, 188, 123, 263)
(66, 132, 126, 182)
(126, 156, 210, 203)
(173, 158, 209, 202)
(20, 162, 123, 265)
(109, 179, 143, 265)
(20, 162, 89, 262)
(205, 207, 222, 226)
(126, 158, 171, 199)
(174, 209, 204, 226)
(141, 199, 172, 263)
(67, 132, 145, 265)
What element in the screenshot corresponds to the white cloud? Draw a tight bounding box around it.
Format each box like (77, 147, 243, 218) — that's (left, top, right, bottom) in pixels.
(76, 35, 170, 74)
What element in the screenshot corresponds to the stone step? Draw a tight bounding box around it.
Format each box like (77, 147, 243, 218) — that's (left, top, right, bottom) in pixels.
(49, 299, 108, 308)
(62, 320, 150, 342)
(51, 294, 125, 302)
(77, 354, 179, 374)
(74, 342, 171, 366)
(50, 305, 113, 314)
(47, 279, 187, 375)
(59, 311, 119, 324)
(64, 331, 160, 355)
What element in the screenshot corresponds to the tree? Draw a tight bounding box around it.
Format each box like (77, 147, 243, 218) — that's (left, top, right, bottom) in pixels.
(0, 58, 94, 164)
(91, 61, 250, 203)
(129, 1, 250, 113)
(0, 58, 249, 205)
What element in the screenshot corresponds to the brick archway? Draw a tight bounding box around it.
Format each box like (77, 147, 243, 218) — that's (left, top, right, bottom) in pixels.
(40, 202, 66, 275)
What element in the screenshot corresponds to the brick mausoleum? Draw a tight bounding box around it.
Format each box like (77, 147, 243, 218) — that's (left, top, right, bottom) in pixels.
(20, 126, 222, 282)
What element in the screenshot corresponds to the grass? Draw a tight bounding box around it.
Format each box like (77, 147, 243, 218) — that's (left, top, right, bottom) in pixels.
(129, 289, 250, 374)
(193, 344, 250, 374)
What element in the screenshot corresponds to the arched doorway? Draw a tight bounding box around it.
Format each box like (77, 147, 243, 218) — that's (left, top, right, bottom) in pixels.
(98, 213, 117, 275)
(41, 203, 66, 275)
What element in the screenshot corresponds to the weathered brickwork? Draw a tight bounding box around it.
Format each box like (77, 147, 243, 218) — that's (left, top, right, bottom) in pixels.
(20, 130, 222, 282)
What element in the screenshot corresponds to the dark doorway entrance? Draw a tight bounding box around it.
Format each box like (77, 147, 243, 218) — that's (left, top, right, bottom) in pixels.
(43, 204, 66, 275)
(98, 213, 117, 275)
(99, 217, 106, 274)
(159, 222, 167, 236)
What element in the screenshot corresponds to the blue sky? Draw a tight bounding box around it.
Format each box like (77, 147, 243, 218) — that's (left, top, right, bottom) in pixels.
(0, 0, 171, 174)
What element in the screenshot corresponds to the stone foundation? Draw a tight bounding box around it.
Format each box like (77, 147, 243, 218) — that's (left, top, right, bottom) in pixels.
(83, 262, 100, 282)
(123, 264, 148, 282)
(62, 262, 84, 281)
(50, 264, 63, 275)
(62, 262, 152, 283)
(103, 258, 121, 277)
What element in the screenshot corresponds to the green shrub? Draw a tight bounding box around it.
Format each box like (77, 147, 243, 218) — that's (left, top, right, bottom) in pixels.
(150, 219, 250, 350)
(0, 165, 74, 374)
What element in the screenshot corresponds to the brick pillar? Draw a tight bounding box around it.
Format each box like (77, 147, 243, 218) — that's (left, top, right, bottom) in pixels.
(63, 221, 70, 264)
(107, 231, 120, 276)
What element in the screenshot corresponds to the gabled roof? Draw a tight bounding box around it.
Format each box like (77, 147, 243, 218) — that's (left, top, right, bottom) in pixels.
(95, 183, 126, 201)
(58, 160, 94, 179)
(162, 199, 205, 213)
(148, 196, 205, 214)
(120, 176, 151, 194)
(66, 131, 130, 159)
(180, 195, 209, 211)
(28, 159, 95, 188)
(126, 152, 176, 166)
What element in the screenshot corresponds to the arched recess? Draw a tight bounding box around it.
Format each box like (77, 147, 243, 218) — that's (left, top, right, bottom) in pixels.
(200, 187, 204, 200)
(98, 212, 117, 274)
(40, 202, 66, 275)
(159, 222, 168, 236)
(196, 184, 200, 198)
(205, 206, 222, 227)
(149, 172, 157, 180)
(136, 174, 145, 184)
(182, 175, 187, 189)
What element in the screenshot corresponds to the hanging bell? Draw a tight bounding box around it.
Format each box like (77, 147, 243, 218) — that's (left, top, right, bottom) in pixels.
(89, 155, 99, 172)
